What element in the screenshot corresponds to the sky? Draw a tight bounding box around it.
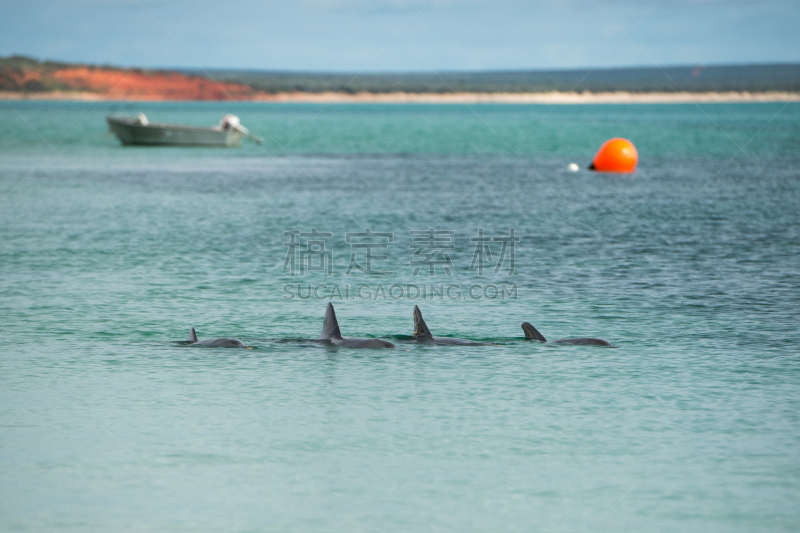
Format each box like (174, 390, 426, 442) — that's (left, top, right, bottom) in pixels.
(1, 0, 799, 72)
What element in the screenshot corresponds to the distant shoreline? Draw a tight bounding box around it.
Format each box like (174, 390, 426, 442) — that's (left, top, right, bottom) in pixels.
(2, 90, 798, 104)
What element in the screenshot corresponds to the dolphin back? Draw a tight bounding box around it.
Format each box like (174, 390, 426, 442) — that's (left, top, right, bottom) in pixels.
(555, 337, 612, 346)
(320, 302, 343, 340)
(413, 306, 434, 340)
(198, 337, 246, 348)
(189, 327, 198, 343)
(334, 338, 396, 349)
(521, 322, 547, 341)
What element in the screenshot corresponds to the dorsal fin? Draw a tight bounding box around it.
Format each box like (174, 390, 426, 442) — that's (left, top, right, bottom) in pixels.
(189, 327, 198, 343)
(521, 322, 547, 341)
(319, 302, 343, 340)
(413, 306, 433, 339)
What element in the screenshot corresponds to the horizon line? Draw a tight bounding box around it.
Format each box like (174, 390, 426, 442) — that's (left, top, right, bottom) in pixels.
(4, 54, 800, 75)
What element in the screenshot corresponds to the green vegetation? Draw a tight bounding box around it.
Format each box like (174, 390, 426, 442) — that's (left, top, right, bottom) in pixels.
(0, 55, 71, 72)
(3, 55, 800, 94)
(202, 64, 800, 94)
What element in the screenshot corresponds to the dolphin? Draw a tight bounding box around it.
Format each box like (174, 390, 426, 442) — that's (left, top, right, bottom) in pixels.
(413, 305, 485, 345)
(521, 322, 611, 346)
(319, 303, 396, 349)
(189, 327, 248, 348)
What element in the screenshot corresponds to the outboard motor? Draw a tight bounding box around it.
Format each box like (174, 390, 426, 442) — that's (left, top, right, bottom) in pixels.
(218, 114, 262, 144)
(219, 114, 241, 130)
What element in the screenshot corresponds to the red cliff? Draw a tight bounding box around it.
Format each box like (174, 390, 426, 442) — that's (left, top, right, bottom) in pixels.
(0, 56, 257, 100)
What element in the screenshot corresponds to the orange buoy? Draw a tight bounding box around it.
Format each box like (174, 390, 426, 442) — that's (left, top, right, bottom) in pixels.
(590, 138, 638, 172)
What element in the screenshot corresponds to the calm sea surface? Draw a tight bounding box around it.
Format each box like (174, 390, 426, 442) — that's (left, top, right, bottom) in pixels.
(1, 101, 799, 532)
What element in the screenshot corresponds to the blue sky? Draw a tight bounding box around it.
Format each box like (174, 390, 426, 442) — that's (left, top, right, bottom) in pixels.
(1, 0, 799, 71)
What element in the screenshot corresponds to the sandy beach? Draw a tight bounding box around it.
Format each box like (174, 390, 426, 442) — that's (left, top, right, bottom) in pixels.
(2, 90, 798, 104)
(254, 90, 800, 104)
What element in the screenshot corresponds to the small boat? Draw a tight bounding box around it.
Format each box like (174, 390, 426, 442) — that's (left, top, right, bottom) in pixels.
(106, 113, 262, 147)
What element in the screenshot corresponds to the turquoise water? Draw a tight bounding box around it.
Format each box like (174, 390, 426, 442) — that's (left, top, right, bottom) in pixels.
(1, 101, 799, 532)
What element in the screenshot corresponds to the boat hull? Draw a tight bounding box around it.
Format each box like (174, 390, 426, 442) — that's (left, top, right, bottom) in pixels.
(106, 117, 243, 147)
